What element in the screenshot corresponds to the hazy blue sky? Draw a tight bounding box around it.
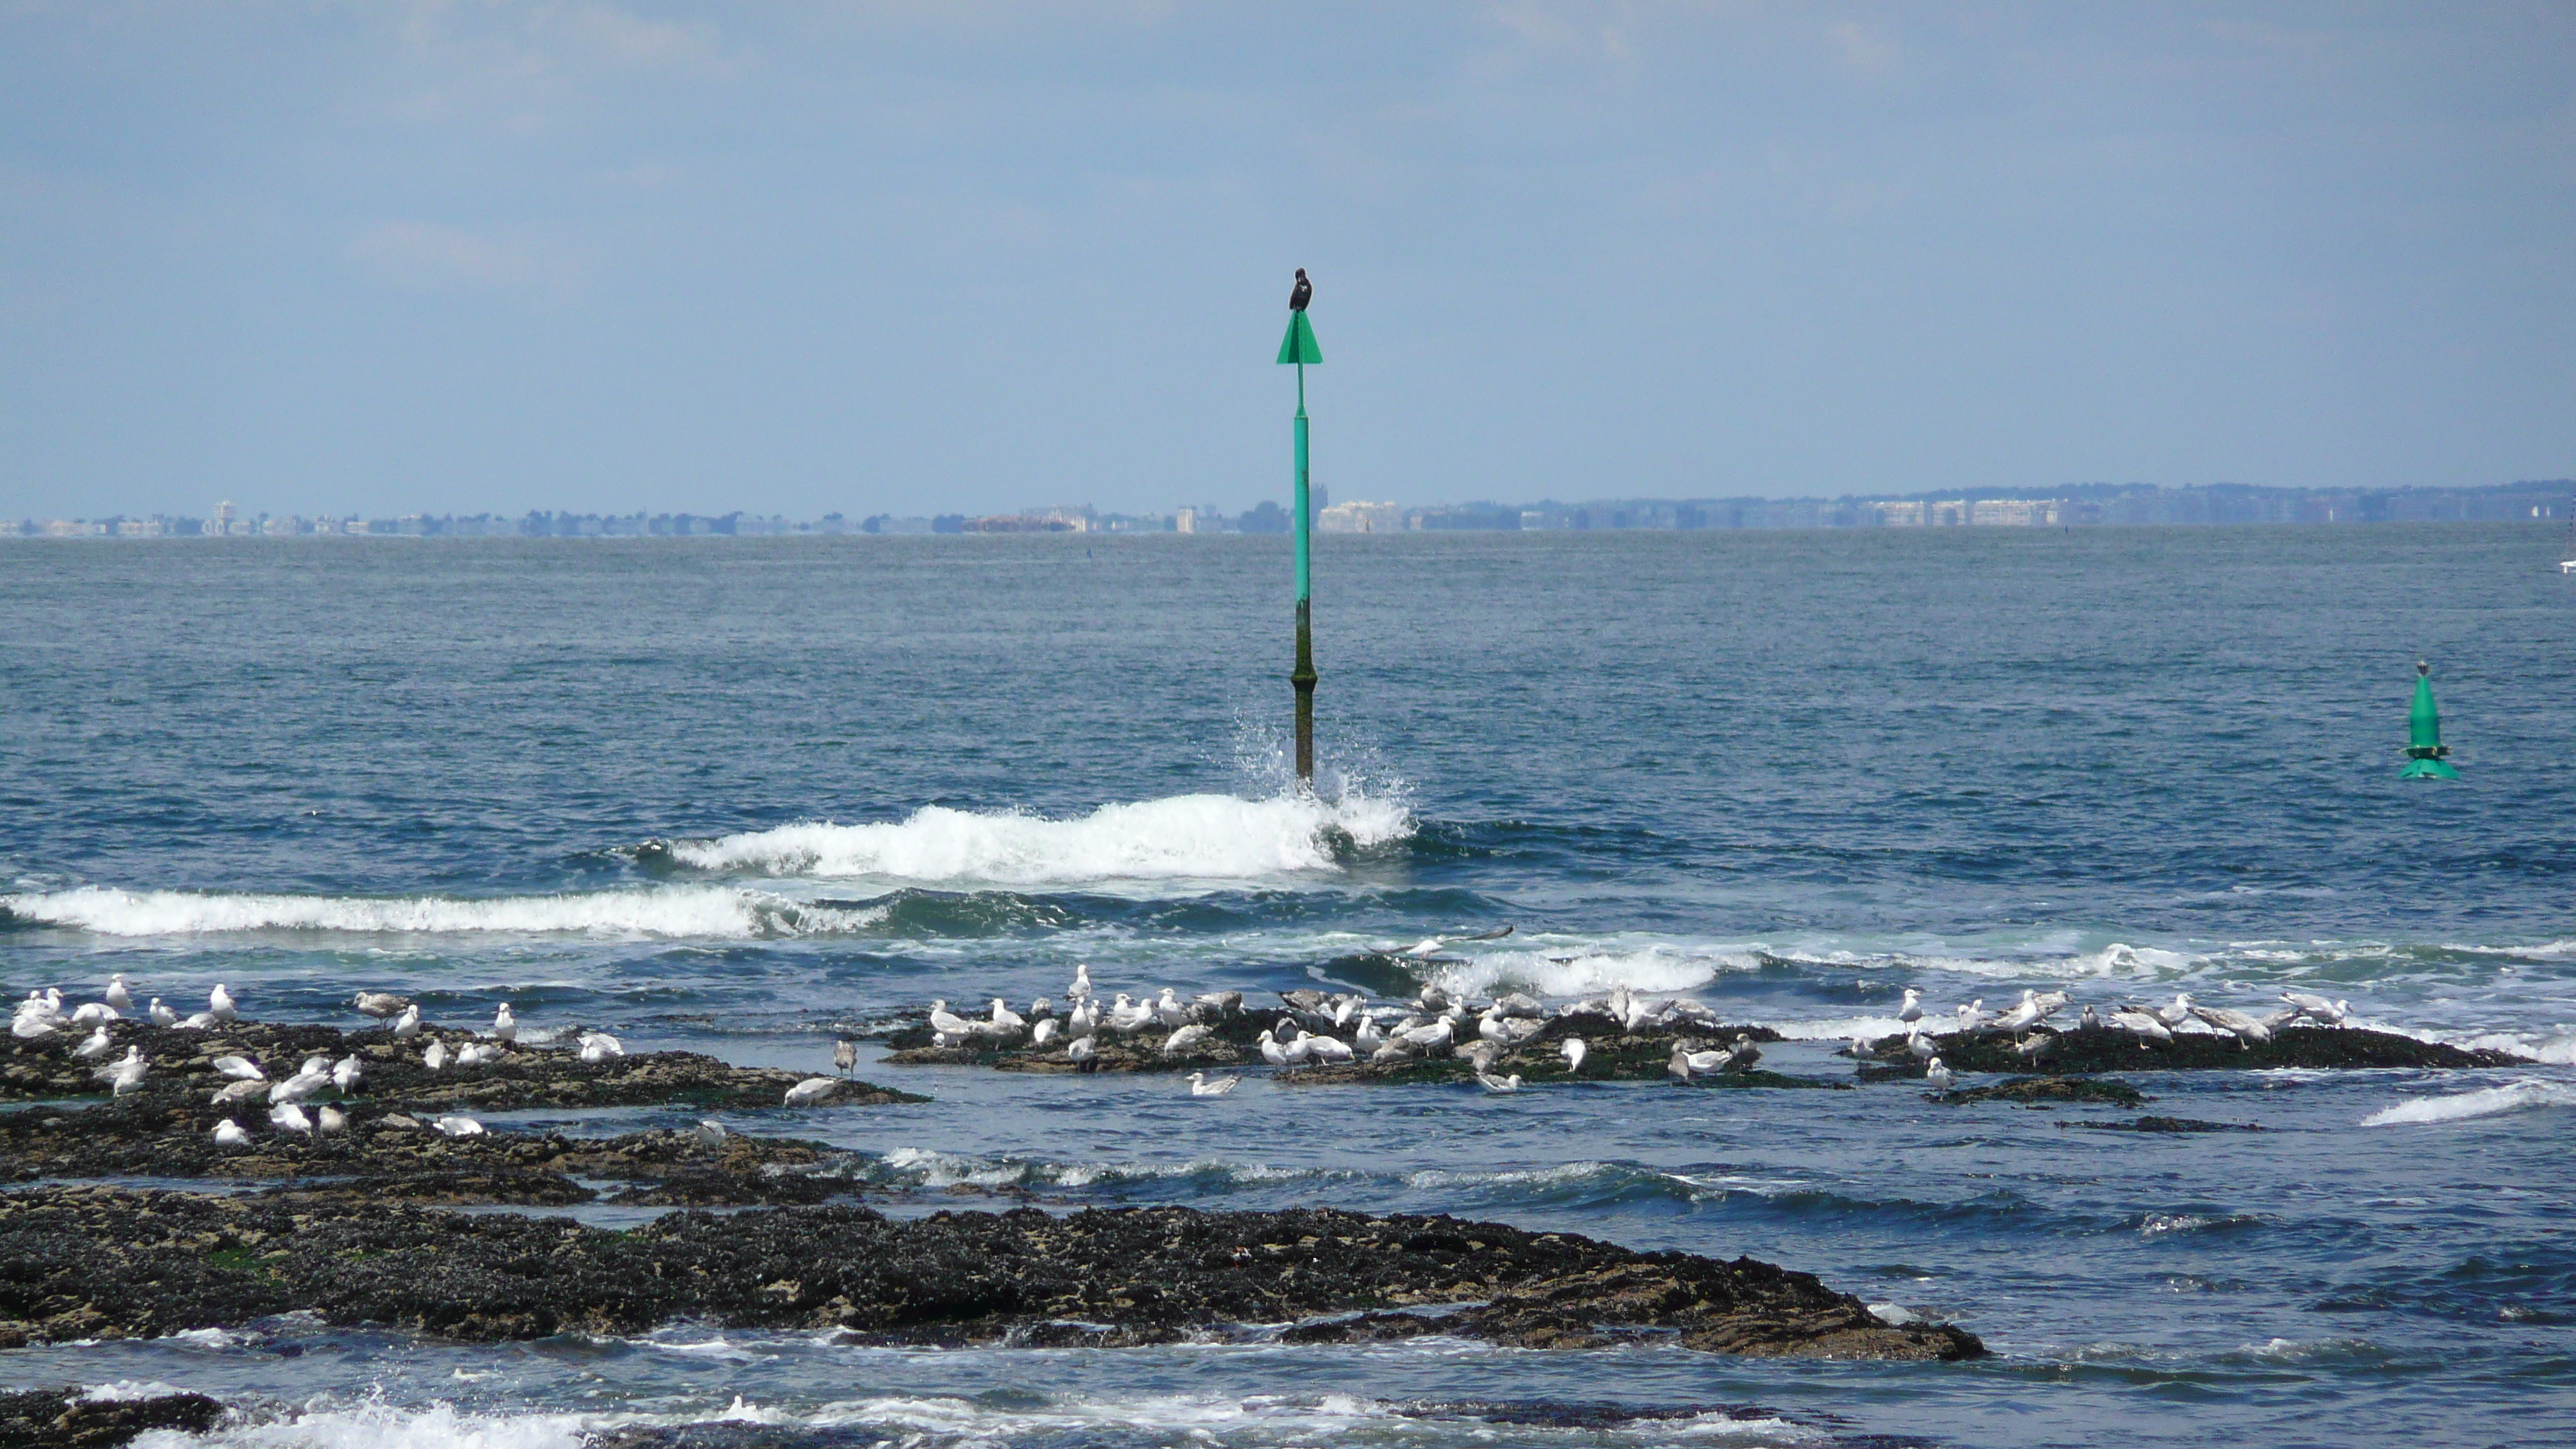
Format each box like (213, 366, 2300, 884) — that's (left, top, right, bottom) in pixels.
(3, 2, 2571, 520)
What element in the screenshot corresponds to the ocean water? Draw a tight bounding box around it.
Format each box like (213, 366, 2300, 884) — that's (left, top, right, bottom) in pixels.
(3, 525, 2573, 1448)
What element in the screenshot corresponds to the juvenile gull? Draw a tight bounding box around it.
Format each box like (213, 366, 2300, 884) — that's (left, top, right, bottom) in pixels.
(834, 1036, 858, 1075)
(1476, 1071, 1523, 1094)
(354, 992, 409, 1019)
(1187, 1071, 1240, 1097)
(211, 1078, 265, 1106)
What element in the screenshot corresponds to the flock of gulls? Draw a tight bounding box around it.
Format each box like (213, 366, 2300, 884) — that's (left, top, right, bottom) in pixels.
(920, 961, 1784, 1095)
(12, 974, 858, 1149)
(1858, 985, 2358, 1097)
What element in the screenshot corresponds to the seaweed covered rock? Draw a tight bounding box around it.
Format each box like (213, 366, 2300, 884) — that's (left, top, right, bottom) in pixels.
(1944, 1075, 2148, 1107)
(1862, 1022, 2523, 1076)
(0, 1019, 920, 1112)
(0, 1187, 1982, 1362)
(0, 1386, 223, 1449)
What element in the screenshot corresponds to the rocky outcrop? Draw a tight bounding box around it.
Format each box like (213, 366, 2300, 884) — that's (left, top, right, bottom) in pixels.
(1864, 1022, 2521, 1075)
(0, 1188, 1982, 1362)
(0, 1386, 223, 1448)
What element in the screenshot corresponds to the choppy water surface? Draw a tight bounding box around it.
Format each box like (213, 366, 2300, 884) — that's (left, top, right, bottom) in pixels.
(3, 526, 2573, 1448)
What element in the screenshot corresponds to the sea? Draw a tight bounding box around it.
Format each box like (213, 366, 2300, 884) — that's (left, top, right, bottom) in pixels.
(2, 523, 2572, 1448)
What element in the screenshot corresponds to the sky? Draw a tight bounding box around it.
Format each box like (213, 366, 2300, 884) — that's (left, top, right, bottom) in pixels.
(2, 2, 2571, 521)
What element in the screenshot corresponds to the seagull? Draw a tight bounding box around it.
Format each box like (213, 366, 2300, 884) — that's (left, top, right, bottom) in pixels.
(108, 1054, 149, 1095)
(1897, 988, 1923, 1025)
(104, 975, 133, 1012)
(494, 1003, 517, 1043)
(1560, 1037, 1587, 1074)
(331, 1055, 363, 1093)
(1925, 1057, 1954, 1095)
(1720, 1035, 1763, 1073)
(2189, 1004, 2273, 1048)
(2108, 1009, 2173, 1043)
(9, 1014, 53, 1040)
(211, 1055, 265, 1082)
(2012, 1033, 2054, 1060)
(433, 1114, 485, 1137)
(1153, 989, 1190, 1029)
(834, 1036, 858, 1076)
(178, 1012, 214, 1031)
(990, 998, 1026, 1033)
(1992, 992, 2046, 1033)
(784, 1077, 838, 1107)
(577, 1031, 624, 1063)
(1288, 267, 1312, 312)
(209, 984, 238, 1023)
(1300, 1030, 1354, 1064)
(1187, 1071, 1240, 1097)
(423, 1039, 449, 1072)
(1354, 1015, 1385, 1051)
(1399, 1019, 1455, 1056)
(1069, 963, 1092, 1000)
(74, 1025, 112, 1060)
(148, 999, 178, 1028)
(1905, 1029, 1936, 1061)
(269, 1068, 327, 1104)
(1067, 1035, 1098, 1066)
(454, 1042, 497, 1067)
(2156, 992, 2194, 1028)
(317, 1105, 347, 1137)
(1954, 999, 1986, 1033)
(1030, 1018, 1060, 1048)
(1476, 1072, 1523, 1094)
(269, 1102, 314, 1136)
(1163, 1023, 1214, 1057)
(211, 1077, 265, 1105)
(69, 1002, 118, 1029)
(392, 1004, 421, 1038)
(927, 1001, 977, 1037)
(212, 1118, 250, 1149)
(2079, 1005, 2102, 1031)
(2280, 991, 2350, 1026)
(695, 1119, 728, 1148)
(1259, 1029, 1289, 1067)
(354, 992, 409, 1019)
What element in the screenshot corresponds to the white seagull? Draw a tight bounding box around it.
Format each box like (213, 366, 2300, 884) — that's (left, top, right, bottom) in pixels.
(1925, 1057, 1954, 1095)
(784, 1077, 838, 1106)
(494, 1003, 517, 1042)
(1897, 988, 1923, 1024)
(1187, 1071, 1240, 1096)
(433, 1114, 485, 1137)
(317, 1105, 347, 1137)
(1069, 963, 1092, 1000)
(423, 1038, 449, 1072)
(577, 1031, 623, 1063)
(392, 1004, 422, 1038)
(74, 1026, 112, 1060)
(1476, 1072, 1523, 1094)
(1299, 1030, 1354, 1064)
(104, 975, 134, 1011)
(211, 1055, 265, 1082)
(2280, 991, 2350, 1026)
(1067, 1035, 1098, 1066)
(331, 1055, 364, 1093)
(209, 984, 238, 1023)
(696, 1119, 728, 1147)
(148, 998, 178, 1028)
(269, 1102, 314, 1136)
(1561, 1037, 1587, 1074)
(212, 1118, 250, 1149)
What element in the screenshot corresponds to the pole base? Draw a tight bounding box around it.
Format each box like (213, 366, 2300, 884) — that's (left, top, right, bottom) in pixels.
(2399, 759, 2460, 780)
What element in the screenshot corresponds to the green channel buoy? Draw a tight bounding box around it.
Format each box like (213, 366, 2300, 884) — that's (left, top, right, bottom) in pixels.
(2399, 660, 2459, 780)
(1277, 272, 1322, 786)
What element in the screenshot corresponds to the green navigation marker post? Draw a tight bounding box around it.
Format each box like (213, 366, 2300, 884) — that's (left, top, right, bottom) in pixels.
(1276, 283, 1324, 786)
(2400, 659, 2459, 780)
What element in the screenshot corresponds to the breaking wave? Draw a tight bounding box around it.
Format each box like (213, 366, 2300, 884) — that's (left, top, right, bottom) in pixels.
(2360, 1079, 2576, 1127)
(0, 885, 885, 940)
(662, 792, 1414, 886)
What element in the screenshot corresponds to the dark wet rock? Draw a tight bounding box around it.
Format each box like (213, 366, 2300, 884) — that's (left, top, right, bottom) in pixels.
(0, 1102, 860, 1207)
(1944, 1075, 2148, 1107)
(0, 1019, 920, 1112)
(1863, 1022, 2522, 1075)
(884, 994, 1786, 1083)
(2060, 1115, 2263, 1133)
(0, 1386, 223, 1448)
(0, 1187, 1982, 1362)
(1391, 1399, 1779, 1429)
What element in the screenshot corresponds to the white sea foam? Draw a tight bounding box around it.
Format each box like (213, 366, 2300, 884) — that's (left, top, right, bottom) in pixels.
(0, 886, 883, 940)
(1423, 943, 1755, 999)
(666, 791, 1412, 886)
(132, 1399, 593, 1448)
(2361, 1078, 2576, 1127)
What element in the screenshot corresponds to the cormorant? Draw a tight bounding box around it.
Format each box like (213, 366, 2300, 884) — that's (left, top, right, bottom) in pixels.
(1288, 268, 1311, 311)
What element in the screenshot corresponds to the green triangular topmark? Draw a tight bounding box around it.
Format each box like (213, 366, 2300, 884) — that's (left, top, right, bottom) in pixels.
(1276, 311, 1323, 365)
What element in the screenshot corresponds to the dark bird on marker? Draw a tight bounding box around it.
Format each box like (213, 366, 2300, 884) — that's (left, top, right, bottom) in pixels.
(1288, 268, 1312, 312)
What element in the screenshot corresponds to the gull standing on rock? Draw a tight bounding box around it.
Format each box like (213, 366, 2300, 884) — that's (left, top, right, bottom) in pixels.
(696, 1119, 728, 1148)
(1898, 988, 1923, 1025)
(269, 1102, 314, 1136)
(392, 1004, 421, 1038)
(1187, 1071, 1240, 1097)
(209, 984, 238, 1023)
(1560, 1036, 1587, 1074)
(1924, 1057, 1954, 1096)
(2156, 992, 2194, 1028)
(834, 1036, 858, 1076)
(331, 1054, 364, 1094)
(149, 998, 178, 1028)
(212, 1118, 249, 1149)
(433, 1115, 484, 1137)
(74, 1025, 112, 1060)
(577, 1031, 624, 1063)
(784, 1077, 838, 1107)
(494, 1003, 517, 1043)
(212, 1055, 265, 1081)
(317, 1105, 347, 1137)
(1067, 1035, 1098, 1067)
(423, 1038, 449, 1072)
(104, 975, 133, 1012)
(2281, 991, 2350, 1026)
(355, 992, 409, 1019)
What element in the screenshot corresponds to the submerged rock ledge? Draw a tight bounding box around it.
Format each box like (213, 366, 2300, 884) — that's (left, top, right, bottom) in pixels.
(0, 1188, 1982, 1362)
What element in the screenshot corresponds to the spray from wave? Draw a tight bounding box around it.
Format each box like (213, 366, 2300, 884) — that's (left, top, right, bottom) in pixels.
(663, 791, 1413, 886)
(0, 886, 884, 940)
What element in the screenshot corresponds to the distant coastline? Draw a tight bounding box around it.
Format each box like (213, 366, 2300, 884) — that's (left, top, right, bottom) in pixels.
(6, 478, 2566, 540)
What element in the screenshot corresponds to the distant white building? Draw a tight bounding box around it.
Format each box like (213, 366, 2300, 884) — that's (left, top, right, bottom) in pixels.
(1969, 498, 2064, 526)
(1874, 501, 1927, 526)
(1317, 500, 1406, 533)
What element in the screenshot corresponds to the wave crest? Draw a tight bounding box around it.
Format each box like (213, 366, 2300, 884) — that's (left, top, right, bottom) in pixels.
(665, 793, 1413, 886)
(0, 886, 885, 940)
(2361, 1079, 2576, 1127)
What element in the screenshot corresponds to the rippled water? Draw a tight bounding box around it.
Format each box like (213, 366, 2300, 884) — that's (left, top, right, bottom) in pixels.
(4, 526, 2573, 1447)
